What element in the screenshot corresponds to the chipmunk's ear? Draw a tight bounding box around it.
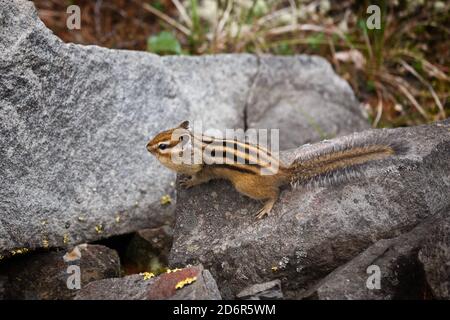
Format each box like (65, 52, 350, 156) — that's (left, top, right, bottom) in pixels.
(178, 120, 190, 129)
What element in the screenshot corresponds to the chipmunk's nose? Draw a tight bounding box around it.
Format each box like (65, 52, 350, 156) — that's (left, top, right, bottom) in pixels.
(146, 141, 154, 154)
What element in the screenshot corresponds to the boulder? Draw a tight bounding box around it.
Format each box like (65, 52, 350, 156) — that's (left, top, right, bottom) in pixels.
(169, 120, 450, 298)
(0, 244, 120, 299)
(1, 0, 368, 254)
(301, 210, 450, 299)
(246, 55, 369, 150)
(74, 265, 221, 300)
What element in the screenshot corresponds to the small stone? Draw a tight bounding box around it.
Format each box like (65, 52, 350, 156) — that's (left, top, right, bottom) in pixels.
(236, 280, 283, 300)
(63, 246, 82, 262)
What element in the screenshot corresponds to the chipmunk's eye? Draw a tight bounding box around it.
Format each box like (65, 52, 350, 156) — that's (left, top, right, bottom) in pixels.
(158, 143, 168, 150)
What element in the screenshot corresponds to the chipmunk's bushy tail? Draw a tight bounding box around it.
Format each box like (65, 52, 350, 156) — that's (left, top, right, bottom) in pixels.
(288, 136, 408, 188)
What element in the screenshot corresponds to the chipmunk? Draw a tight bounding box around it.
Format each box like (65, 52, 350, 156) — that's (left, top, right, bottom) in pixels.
(147, 121, 406, 219)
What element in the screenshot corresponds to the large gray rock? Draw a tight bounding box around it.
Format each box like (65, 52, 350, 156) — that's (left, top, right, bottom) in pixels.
(0, 244, 120, 300)
(74, 265, 221, 300)
(301, 209, 449, 300)
(1, 0, 367, 254)
(246, 56, 369, 149)
(169, 120, 450, 298)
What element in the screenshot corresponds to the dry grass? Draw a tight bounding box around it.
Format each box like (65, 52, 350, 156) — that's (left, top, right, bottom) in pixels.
(34, 0, 176, 50)
(33, 0, 449, 128)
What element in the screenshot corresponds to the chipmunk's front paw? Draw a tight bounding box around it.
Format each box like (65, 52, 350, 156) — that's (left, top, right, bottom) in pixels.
(179, 176, 195, 189)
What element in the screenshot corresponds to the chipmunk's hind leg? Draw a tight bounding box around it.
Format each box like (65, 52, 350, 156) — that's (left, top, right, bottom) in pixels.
(255, 195, 278, 220)
(229, 173, 281, 219)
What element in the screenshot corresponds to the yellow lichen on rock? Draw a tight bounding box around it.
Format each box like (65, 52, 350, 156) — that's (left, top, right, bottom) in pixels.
(95, 225, 103, 234)
(160, 194, 172, 205)
(166, 268, 182, 274)
(63, 233, 70, 245)
(11, 248, 29, 256)
(140, 272, 155, 280)
(175, 276, 197, 290)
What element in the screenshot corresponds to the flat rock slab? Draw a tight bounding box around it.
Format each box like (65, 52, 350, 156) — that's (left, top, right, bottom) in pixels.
(74, 265, 221, 300)
(0, 0, 368, 254)
(169, 121, 450, 299)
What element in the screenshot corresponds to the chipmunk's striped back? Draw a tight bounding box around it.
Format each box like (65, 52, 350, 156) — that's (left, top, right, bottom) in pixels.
(189, 133, 283, 176)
